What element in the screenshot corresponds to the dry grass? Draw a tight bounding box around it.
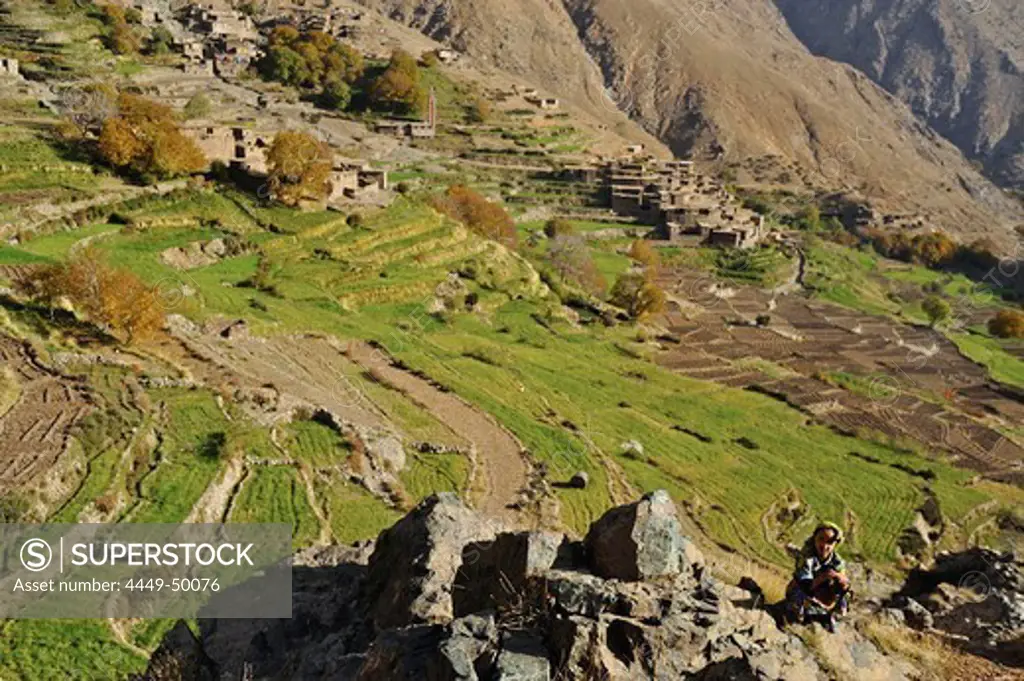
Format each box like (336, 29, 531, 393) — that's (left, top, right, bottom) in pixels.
(0, 366, 20, 419)
(708, 554, 790, 604)
(860, 619, 949, 679)
(859, 618, 1024, 681)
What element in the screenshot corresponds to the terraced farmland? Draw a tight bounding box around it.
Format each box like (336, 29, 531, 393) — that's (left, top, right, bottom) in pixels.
(0, 187, 1021, 681)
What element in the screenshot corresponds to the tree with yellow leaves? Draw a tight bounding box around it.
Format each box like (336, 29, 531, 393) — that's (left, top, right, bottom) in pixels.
(265, 130, 333, 207)
(97, 93, 206, 182)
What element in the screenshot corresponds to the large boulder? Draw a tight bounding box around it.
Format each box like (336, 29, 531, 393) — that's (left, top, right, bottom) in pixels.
(584, 489, 697, 582)
(363, 493, 498, 630)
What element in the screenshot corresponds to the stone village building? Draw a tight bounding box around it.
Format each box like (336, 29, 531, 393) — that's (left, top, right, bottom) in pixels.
(563, 158, 765, 248)
(375, 89, 437, 139)
(184, 125, 389, 202)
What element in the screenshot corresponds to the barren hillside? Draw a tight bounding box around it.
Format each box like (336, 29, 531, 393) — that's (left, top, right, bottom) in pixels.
(773, 0, 1024, 189)
(357, 0, 1024, 251)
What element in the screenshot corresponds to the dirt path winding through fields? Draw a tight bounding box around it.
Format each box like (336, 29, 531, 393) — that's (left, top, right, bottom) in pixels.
(164, 322, 531, 526)
(346, 341, 530, 525)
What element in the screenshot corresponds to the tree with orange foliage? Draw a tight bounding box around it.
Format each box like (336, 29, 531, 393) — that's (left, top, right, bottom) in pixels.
(911, 231, 957, 268)
(97, 93, 206, 182)
(989, 309, 1024, 339)
(265, 130, 333, 207)
(430, 185, 517, 250)
(16, 248, 164, 344)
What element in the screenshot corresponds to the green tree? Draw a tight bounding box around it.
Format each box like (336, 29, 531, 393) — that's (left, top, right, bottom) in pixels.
(610, 271, 666, 319)
(148, 26, 174, 55)
(261, 45, 309, 86)
(320, 78, 352, 111)
(921, 295, 951, 328)
(323, 42, 364, 85)
(296, 41, 325, 86)
(370, 49, 425, 115)
(794, 204, 820, 231)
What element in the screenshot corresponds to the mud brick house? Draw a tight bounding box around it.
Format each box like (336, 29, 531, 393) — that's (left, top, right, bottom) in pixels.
(436, 48, 459, 64)
(560, 157, 765, 248)
(526, 96, 559, 110)
(329, 162, 389, 202)
(211, 36, 261, 77)
(375, 89, 437, 139)
(184, 125, 270, 175)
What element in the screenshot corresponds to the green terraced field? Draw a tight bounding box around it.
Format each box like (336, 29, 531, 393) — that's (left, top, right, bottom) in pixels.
(1, 191, 1020, 572)
(230, 465, 320, 547)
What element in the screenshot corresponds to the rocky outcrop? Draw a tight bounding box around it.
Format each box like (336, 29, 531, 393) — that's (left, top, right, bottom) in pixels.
(886, 547, 1024, 666)
(363, 493, 497, 630)
(583, 489, 692, 582)
(139, 491, 934, 680)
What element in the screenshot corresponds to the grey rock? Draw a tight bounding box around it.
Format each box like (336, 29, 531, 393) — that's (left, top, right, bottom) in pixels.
(584, 489, 686, 582)
(902, 599, 934, 630)
(454, 531, 563, 616)
(364, 493, 497, 630)
(494, 632, 550, 681)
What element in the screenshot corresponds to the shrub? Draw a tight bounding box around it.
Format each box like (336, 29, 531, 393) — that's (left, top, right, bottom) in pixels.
(466, 97, 491, 123)
(988, 309, 1024, 339)
(921, 296, 950, 328)
(420, 50, 440, 68)
(182, 93, 212, 120)
(94, 494, 118, 514)
(0, 494, 29, 523)
(543, 218, 575, 239)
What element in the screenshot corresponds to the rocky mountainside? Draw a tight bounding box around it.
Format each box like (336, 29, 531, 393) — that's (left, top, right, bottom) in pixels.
(773, 0, 1024, 189)
(139, 492, 1024, 680)
(353, 0, 1024, 251)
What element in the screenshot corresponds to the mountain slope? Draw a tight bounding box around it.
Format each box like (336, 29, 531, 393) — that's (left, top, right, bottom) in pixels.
(356, 0, 1024, 251)
(773, 0, 1024, 189)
